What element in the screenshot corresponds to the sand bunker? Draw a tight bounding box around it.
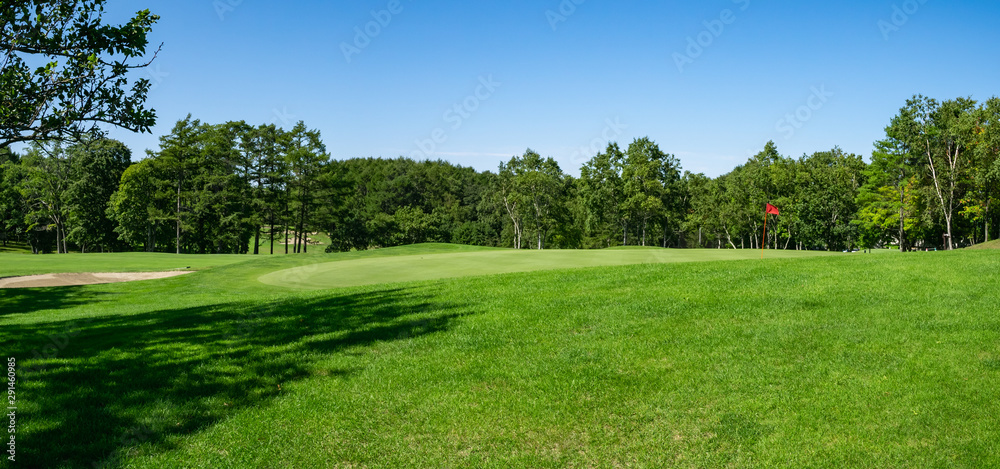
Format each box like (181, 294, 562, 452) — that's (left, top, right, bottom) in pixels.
(0, 271, 193, 289)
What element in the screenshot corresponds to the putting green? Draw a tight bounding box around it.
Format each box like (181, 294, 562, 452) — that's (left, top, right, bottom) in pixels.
(258, 247, 842, 289)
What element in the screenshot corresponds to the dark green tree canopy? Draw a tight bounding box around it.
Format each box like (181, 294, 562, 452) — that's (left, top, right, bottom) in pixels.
(0, 0, 160, 149)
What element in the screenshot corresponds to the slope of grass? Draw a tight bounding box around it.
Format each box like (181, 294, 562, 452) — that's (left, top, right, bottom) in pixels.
(259, 246, 842, 289)
(0, 252, 253, 278)
(966, 239, 1000, 250)
(0, 242, 31, 254)
(1, 248, 998, 468)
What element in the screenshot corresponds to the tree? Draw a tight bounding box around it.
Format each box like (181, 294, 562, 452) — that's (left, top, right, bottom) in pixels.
(580, 143, 626, 247)
(496, 158, 526, 249)
(65, 138, 131, 252)
(517, 150, 564, 250)
(1, 1, 160, 148)
(681, 172, 717, 248)
(153, 116, 203, 254)
(796, 148, 865, 251)
(0, 147, 25, 246)
(17, 143, 73, 253)
(108, 158, 159, 251)
(887, 95, 977, 250)
(857, 138, 915, 250)
(623, 137, 673, 246)
(285, 122, 328, 253)
(968, 97, 1000, 243)
(717, 142, 783, 250)
(393, 206, 442, 245)
(192, 121, 250, 254)
(237, 123, 287, 254)
(656, 150, 684, 248)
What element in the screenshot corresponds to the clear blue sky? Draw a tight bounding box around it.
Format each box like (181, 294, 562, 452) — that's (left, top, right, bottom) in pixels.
(101, 0, 1000, 177)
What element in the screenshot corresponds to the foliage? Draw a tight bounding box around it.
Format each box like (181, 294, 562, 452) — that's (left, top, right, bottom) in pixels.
(3, 94, 1000, 254)
(0, 0, 160, 148)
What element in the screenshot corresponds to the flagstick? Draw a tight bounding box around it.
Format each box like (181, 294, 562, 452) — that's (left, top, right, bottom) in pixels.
(761, 212, 768, 259)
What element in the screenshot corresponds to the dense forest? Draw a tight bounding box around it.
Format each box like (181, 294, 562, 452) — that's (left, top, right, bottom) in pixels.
(1, 95, 998, 255)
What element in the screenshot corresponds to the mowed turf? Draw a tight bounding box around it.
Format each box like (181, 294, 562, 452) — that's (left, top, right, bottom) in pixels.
(259, 245, 843, 289)
(2, 245, 999, 468)
(0, 252, 251, 278)
(967, 239, 1000, 250)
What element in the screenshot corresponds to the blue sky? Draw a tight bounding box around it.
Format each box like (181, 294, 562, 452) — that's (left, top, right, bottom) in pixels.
(101, 0, 1000, 177)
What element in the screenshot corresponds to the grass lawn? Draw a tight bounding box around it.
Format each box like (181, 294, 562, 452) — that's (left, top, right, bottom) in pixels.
(967, 239, 1000, 250)
(1, 245, 998, 468)
(0, 242, 31, 254)
(0, 252, 252, 278)
(260, 245, 843, 289)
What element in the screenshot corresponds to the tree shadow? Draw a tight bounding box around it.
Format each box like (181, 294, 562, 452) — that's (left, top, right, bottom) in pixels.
(0, 286, 113, 317)
(2, 287, 473, 468)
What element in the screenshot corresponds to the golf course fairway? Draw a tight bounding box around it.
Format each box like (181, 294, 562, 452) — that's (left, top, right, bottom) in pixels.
(258, 246, 842, 289)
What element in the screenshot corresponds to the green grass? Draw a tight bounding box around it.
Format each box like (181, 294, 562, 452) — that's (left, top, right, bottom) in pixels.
(0, 252, 252, 278)
(0, 242, 31, 254)
(2, 245, 999, 468)
(967, 239, 1000, 250)
(259, 244, 842, 289)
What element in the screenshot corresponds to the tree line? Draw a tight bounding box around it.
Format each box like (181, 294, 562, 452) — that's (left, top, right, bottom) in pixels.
(2, 94, 998, 254)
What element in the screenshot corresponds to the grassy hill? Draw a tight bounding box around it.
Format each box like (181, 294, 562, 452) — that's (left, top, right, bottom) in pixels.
(967, 239, 1000, 250)
(2, 245, 998, 467)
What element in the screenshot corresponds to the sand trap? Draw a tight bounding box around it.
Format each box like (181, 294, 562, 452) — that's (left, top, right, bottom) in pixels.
(0, 271, 193, 289)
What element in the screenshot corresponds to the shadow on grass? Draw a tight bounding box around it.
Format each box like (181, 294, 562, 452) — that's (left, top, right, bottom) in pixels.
(0, 286, 113, 317)
(2, 287, 472, 468)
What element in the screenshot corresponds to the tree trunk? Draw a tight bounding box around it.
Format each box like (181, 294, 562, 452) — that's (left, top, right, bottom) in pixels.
(923, 138, 958, 250)
(284, 195, 290, 254)
(59, 220, 67, 253)
(899, 183, 906, 252)
(298, 196, 307, 254)
(175, 181, 182, 255)
(723, 226, 737, 250)
(986, 199, 991, 243)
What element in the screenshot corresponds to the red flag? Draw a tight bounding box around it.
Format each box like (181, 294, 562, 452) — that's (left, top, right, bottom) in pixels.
(765, 203, 780, 215)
